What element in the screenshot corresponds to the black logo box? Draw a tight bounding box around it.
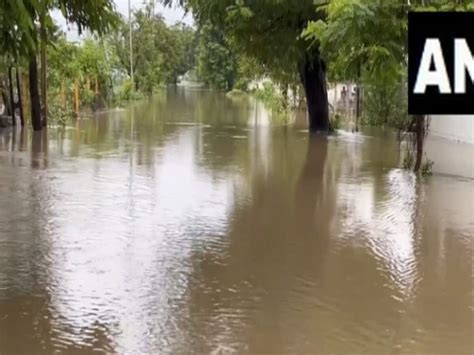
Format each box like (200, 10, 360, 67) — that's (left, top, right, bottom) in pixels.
(408, 12, 474, 115)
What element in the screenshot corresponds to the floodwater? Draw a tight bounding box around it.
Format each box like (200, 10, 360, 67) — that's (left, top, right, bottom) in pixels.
(0, 88, 472, 354)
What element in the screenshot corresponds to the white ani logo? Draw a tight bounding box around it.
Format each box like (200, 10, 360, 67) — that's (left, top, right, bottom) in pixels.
(414, 38, 474, 94)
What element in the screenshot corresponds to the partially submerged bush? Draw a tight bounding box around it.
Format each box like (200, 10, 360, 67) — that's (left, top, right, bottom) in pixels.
(226, 89, 247, 99)
(48, 100, 75, 127)
(330, 113, 342, 131)
(252, 83, 287, 114)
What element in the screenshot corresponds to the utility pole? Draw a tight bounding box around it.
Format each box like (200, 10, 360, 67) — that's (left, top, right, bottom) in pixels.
(129, 0, 134, 89)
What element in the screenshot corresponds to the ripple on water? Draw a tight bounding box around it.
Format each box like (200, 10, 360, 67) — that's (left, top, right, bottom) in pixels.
(0, 94, 472, 354)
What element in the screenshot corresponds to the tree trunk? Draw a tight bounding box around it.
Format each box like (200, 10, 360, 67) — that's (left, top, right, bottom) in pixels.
(29, 53, 43, 131)
(355, 65, 362, 130)
(281, 84, 289, 109)
(299, 54, 329, 132)
(16, 67, 25, 127)
(41, 41, 48, 127)
(346, 83, 353, 118)
(8, 66, 15, 125)
(226, 74, 234, 92)
(21, 72, 30, 123)
(414, 114, 425, 172)
(355, 85, 361, 132)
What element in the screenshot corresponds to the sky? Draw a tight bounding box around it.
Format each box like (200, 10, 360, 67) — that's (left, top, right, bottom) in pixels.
(56, 0, 193, 40)
(114, 0, 193, 25)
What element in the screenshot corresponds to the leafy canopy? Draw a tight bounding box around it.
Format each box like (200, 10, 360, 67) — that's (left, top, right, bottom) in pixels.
(164, 0, 329, 80)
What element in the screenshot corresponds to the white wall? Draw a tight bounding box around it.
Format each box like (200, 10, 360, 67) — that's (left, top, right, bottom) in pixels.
(429, 115, 474, 144)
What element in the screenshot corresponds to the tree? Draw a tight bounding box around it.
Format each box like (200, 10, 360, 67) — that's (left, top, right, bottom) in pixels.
(303, 0, 408, 132)
(164, 23, 197, 83)
(196, 22, 236, 91)
(111, 2, 197, 95)
(303, 0, 473, 172)
(172, 23, 198, 81)
(165, 0, 331, 132)
(0, 0, 119, 130)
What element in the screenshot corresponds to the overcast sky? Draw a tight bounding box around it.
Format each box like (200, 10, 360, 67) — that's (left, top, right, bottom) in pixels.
(114, 0, 193, 25)
(56, 0, 193, 39)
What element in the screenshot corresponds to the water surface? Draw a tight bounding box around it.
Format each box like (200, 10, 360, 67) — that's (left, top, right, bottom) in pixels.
(0, 89, 472, 354)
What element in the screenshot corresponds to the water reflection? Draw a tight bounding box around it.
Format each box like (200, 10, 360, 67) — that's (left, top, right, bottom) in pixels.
(0, 89, 472, 354)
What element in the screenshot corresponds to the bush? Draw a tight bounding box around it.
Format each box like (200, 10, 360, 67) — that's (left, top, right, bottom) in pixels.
(48, 99, 75, 127)
(361, 81, 409, 129)
(118, 79, 134, 102)
(330, 113, 342, 130)
(115, 79, 145, 104)
(421, 158, 434, 176)
(226, 89, 248, 99)
(253, 83, 287, 114)
(81, 88, 96, 108)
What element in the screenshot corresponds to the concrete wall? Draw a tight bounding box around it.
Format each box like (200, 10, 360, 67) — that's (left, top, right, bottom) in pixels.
(429, 115, 474, 144)
(425, 135, 474, 178)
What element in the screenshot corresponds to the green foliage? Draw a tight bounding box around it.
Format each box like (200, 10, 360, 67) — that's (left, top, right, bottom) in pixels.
(48, 36, 79, 79)
(303, 0, 406, 84)
(253, 83, 287, 115)
(331, 113, 342, 130)
(226, 89, 247, 99)
(0, 0, 119, 58)
(47, 35, 117, 110)
(302, 1, 407, 131)
(235, 55, 263, 91)
(57, 0, 119, 36)
(303, 0, 473, 131)
(167, 23, 198, 82)
(111, 1, 197, 94)
(81, 88, 96, 107)
(78, 39, 116, 79)
(421, 159, 434, 176)
(402, 151, 434, 176)
(48, 98, 75, 127)
(361, 77, 409, 129)
(117, 79, 134, 102)
(196, 22, 237, 91)
(412, 0, 474, 11)
(170, 0, 326, 86)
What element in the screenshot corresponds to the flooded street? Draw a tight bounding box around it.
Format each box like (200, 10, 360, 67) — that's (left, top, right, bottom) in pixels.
(0, 89, 472, 354)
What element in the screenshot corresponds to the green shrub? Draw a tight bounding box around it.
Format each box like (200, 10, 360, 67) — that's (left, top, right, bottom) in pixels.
(421, 158, 434, 176)
(330, 113, 342, 130)
(81, 88, 96, 108)
(226, 89, 247, 99)
(118, 79, 134, 102)
(253, 83, 287, 114)
(48, 100, 74, 127)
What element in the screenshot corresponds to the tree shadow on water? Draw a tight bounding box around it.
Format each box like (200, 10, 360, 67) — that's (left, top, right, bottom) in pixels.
(180, 134, 336, 354)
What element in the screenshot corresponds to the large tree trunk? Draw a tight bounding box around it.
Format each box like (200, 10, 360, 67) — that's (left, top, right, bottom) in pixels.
(414, 114, 425, 172)
(299, 54, 330, 132)
(29, 54, 43, 131)
(355, 85, 361, 132)
(41, 41, 48, 127)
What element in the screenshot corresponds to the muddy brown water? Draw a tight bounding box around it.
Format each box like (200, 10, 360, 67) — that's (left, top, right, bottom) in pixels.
(0, 89, 472, 354)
